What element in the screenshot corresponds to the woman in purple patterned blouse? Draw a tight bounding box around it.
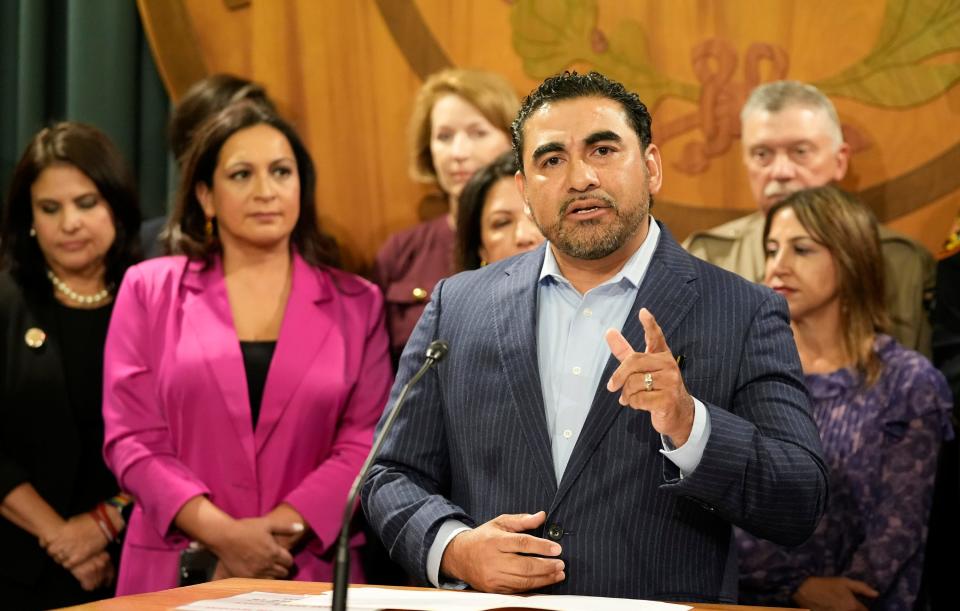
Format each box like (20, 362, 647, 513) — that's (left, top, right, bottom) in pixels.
(736, 185, 953, 611)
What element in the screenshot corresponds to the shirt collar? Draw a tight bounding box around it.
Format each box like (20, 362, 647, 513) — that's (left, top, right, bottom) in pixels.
(538, 216, 661, 289)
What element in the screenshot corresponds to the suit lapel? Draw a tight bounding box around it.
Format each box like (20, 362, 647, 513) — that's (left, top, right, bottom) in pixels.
(552, 225, 700, 509)
(492, 246, 558, 494)
(254, 254, 334, 452)
(182, 257, 257, 472)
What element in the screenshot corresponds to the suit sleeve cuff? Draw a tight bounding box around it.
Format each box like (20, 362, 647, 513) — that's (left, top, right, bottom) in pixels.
(0, 462, 30, 503)
(426, 519, 471, 588)
(659, 397, 710, 477)
(122, 457, 210, 538)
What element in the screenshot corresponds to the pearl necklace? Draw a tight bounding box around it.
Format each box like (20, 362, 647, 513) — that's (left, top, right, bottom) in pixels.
(46, 269, 112, 305)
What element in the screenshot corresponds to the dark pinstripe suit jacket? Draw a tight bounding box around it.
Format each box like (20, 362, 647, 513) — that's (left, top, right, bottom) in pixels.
(362, 224, 827, 603)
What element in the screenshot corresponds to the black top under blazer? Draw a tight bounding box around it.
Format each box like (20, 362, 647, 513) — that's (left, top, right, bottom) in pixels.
(362, 223, 828, 603)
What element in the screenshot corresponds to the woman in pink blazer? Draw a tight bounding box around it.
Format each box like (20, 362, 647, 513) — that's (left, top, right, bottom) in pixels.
(102, 101, 392, 594)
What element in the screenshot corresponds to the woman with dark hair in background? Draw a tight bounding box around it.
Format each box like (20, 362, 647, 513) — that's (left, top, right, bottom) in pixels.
(103, 101, 391, 594)
(455, 151, 542, 271)
(373, 69, 519, 365)
(140, 73, 278, 258)
(0, 122, 141, 609)
(168, 74, 277, 164)
(737, 185, 952, 611)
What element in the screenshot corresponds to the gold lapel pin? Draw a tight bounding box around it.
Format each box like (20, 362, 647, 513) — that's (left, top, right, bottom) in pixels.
(24, 327, 46, 349)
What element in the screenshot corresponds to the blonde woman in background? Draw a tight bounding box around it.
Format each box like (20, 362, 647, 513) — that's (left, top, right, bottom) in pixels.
(373, 69, 519, 366)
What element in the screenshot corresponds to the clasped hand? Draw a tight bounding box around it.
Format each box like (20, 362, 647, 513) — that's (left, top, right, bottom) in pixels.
(41, 513, 114, 590)
(440, 511, 564, 594)
(208, 514, 304, 580)
(605, 308, 695, 446)
(794, 576, 879, 611)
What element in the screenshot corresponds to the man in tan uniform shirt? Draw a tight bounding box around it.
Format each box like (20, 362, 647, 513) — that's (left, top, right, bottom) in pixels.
(684, 81, 934, 356)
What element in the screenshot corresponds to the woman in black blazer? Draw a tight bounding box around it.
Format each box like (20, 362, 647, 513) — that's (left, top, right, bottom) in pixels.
(0, 122, 141, 609)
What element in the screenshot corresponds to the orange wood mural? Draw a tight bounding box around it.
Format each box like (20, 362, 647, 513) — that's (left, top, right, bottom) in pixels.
(138, 0, 960, 270)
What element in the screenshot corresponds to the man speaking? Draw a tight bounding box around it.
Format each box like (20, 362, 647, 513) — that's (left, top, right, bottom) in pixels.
(362, 71, 827, 603)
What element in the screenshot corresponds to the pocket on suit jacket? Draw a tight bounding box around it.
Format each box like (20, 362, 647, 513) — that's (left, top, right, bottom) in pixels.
(383, 280, 432, 351)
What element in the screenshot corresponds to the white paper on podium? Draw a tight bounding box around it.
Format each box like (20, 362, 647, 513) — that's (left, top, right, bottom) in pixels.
(177, 591, 314, 609)
(290, 587, 693, 611)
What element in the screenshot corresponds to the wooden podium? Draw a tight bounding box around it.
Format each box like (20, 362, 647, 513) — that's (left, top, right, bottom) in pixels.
(58, 578, 788, 610)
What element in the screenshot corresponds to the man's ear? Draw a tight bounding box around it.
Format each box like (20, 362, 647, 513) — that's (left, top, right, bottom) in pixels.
(644, 144, 664, 195)
(514, 169, 526, 201)
(834, 141, 851, 181)
(515, 170, 537, 225)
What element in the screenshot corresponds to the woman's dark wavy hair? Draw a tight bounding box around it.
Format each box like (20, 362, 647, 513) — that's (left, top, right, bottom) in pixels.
(1, 122, 142, 296)
(168, 73, 277, 163)
(455, 151, 518, 271)
(168, 100, 340, 268)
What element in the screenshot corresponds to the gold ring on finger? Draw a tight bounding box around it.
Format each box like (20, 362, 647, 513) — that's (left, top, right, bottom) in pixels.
(643, 372, 653, 392)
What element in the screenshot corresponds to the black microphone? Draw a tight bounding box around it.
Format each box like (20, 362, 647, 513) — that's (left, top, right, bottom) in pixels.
(331, 339, 449, 611)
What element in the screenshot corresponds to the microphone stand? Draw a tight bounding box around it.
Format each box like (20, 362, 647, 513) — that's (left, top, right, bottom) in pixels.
(331, 340, 449, 611)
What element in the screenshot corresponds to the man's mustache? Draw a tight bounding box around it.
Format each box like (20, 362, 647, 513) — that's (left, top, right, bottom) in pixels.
(558, 193, 618, 217)
(764, 182, 797, 198)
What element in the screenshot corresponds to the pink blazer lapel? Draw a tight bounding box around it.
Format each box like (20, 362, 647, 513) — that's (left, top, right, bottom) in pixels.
(181, 257, 257, 470)
(254, 254, 335, 453)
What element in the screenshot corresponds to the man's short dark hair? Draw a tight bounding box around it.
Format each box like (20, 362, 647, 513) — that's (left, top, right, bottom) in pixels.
(511, 71, 653, 173)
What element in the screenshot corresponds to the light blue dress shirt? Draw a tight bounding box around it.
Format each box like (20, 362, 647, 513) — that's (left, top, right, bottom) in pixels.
(426, 218, 711, 587)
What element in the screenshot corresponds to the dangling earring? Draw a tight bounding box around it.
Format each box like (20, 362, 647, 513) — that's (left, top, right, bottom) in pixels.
(29, 227, 36, 237)
(480, 259, 488, 267)
(204, 217, 214, 242)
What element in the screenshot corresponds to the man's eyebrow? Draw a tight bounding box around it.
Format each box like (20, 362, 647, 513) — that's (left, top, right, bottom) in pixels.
(751, 138, 815, 150)
(531, 142, 565, 163)
(584, 130, 622, 146)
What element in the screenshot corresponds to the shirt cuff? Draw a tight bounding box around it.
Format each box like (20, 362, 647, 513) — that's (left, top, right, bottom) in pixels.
(659, 397, 710, 477)
(426, 519, 472, 588)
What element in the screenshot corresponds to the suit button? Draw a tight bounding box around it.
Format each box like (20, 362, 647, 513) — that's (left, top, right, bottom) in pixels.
(546, 523, 563, 541)
(412, 287, 428, 301)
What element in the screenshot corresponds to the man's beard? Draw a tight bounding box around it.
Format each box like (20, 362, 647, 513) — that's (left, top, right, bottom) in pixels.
(534, 192, 649, 260)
